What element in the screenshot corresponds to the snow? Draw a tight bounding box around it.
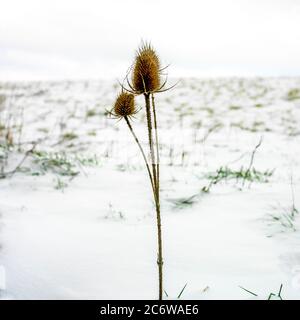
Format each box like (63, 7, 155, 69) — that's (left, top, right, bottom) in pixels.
(0, 77, 300, 299)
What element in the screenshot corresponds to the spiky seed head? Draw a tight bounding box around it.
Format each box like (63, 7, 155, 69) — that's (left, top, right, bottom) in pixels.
(132, 42, 161, 94)
(113, 92, 135, 118)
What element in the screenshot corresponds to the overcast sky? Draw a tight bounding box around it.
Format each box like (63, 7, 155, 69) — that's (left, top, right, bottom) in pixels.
(1, 0, 300, 80)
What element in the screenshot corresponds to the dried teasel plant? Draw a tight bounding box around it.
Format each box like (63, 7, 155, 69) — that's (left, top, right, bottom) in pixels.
(111, 42, 174, 300)
(132, 43, 161, 94)
(110, 92, 138, 120)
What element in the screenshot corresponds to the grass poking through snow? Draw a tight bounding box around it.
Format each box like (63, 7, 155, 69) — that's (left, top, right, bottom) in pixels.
(201, 166, 274, 193)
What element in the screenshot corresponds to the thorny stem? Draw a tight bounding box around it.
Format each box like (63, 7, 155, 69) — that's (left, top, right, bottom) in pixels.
(144, 93, 157, 190)
(123, 93, 163, 300)
(151, 94, 160, 194)
(144, 93, 163, 300)
(155, 195, 163, 300)
(124, 116, 155, 196)
(151, 93, 163, 299)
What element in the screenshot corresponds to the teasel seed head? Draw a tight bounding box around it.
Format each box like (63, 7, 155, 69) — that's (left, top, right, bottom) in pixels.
(112, 92, 136, 119)
(132, 42, 161, 94)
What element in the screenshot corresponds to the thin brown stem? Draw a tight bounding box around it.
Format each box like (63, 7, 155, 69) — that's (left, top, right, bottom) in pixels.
(124, 116, 155, 195)
(151, 94, 160, 194)
(144, 93, 163, 300)
(152, 94, 163, 301)
(155, 199, 163, 300)
(144, 93, 157, 190)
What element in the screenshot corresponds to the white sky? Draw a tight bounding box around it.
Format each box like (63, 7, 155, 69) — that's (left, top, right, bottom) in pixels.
(1, 0, 300, 80)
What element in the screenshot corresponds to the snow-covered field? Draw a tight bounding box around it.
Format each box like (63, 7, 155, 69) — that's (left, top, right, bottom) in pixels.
(0, 77, 300, 299)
